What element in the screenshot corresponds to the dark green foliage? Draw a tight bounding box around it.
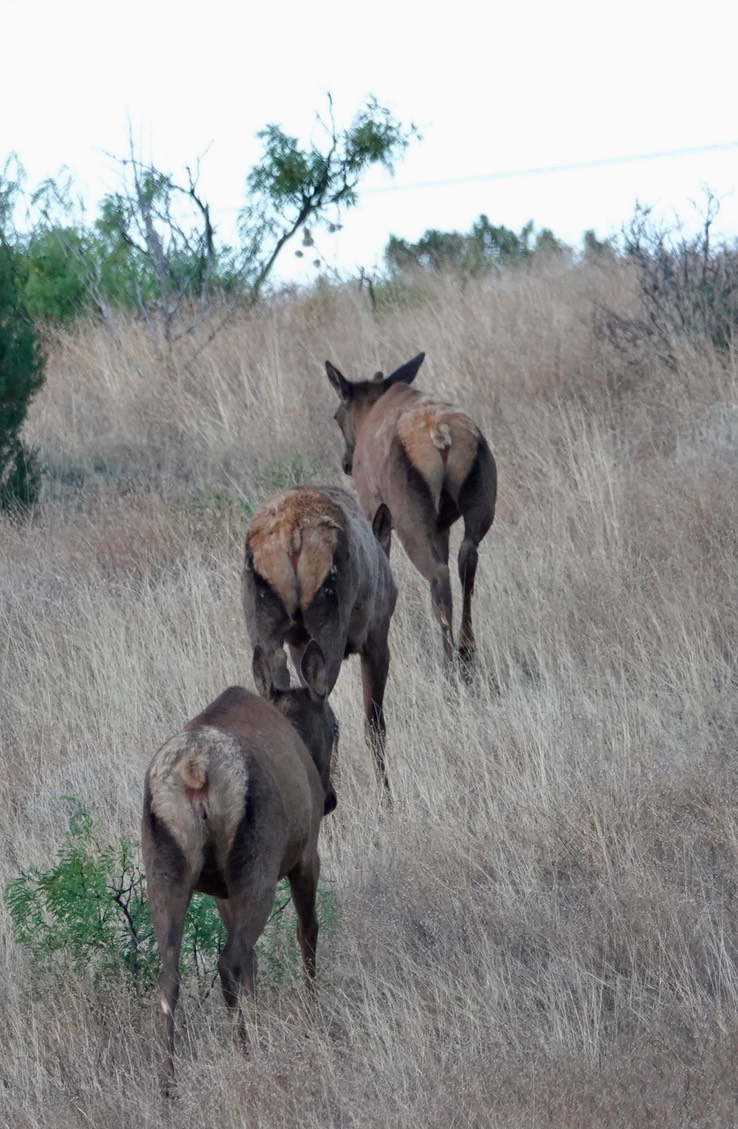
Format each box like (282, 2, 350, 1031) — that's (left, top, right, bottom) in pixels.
(22, 227, 90, 323)
(90, 198, 161, 313)
(0, 238, 44, 511)
(247, 99, 409, 213)
(5, 799, 336, 998)
(386, 228, 471, 274)
(385, 214, 567, 278)
(0, 440, 41, 511)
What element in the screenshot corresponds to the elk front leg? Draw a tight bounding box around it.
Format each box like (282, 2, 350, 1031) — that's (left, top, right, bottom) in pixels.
(216, 886, 274, 1052)
(288, 855, 320, 1020)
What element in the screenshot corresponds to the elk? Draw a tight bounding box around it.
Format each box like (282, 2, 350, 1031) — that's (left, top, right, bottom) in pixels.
(325, 353, 496, 672)
(242, 484, 397, 791)
(142, 641, 338, 1092)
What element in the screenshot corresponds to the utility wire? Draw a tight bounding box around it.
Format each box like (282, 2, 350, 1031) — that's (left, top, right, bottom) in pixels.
(362, 141, 738, 195)
(214, 141, 738, 214)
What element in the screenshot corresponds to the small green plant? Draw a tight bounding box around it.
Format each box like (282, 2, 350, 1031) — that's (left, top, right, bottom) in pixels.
(4, 798, 335, 998)
(190, 457, 328, 539)
(189, 483, 253, 542)
(256, 453, 327, 494)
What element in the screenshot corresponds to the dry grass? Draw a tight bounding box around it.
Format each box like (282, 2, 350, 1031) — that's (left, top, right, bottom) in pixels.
(2, 259, 738, 1127)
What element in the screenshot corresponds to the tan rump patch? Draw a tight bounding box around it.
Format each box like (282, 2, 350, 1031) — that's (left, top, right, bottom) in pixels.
(148, 727, 248, 869)
(246, 488, 344, 614)
(396, 398, 481, 508)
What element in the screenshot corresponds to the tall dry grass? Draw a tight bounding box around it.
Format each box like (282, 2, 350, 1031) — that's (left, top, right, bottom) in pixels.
(1, 259, 737, 1127)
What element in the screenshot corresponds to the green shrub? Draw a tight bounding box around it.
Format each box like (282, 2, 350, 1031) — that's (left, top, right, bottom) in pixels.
(4, 798, 335, 999)
(5, 800, 161, 988)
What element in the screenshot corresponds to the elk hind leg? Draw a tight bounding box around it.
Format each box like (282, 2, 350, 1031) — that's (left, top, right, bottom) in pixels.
(457, 531, 481, 667)
(148, 873, 192, 1092)
(398, 514, 454, 661)
(430, 566, 454, 662)
(360, 635, 391, 793)
(388, 461, 455, 662)
(457, 468, 495, 669)
(426, 527, 454, 663)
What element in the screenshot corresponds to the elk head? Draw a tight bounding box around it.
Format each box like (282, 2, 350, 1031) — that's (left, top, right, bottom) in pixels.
(325, 353, 426, 474)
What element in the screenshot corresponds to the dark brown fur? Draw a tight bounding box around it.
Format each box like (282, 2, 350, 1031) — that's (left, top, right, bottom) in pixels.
(242, 484, 397, 791)
(326, 353, 497, 669)
(142, 642, 337, 1092)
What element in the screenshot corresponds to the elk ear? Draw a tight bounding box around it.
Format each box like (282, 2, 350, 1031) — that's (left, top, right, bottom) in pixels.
(252, 645, 279, 702)
(300, 640, 329, 703)
(386, 352, 425, 387)
(325, 361, 353, 400)
(372, 503, 392, 558)
(372, 370, 384, 383)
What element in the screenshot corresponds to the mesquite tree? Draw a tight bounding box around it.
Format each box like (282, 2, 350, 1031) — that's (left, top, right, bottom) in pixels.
(241, 95, 417, 301)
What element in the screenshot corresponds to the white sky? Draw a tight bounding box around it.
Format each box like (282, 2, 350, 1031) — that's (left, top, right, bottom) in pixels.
(4, 0, 738, 284)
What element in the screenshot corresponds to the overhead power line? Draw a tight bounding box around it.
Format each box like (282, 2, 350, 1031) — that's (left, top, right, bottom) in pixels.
(214, 141, 738, 215)
(362, 141, 738, 195)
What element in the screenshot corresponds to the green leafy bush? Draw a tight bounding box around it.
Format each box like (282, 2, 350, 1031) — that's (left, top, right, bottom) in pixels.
(0, 240, 44, 512)
(22, 227, 90, 324)
(5, 799, 335, 998)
